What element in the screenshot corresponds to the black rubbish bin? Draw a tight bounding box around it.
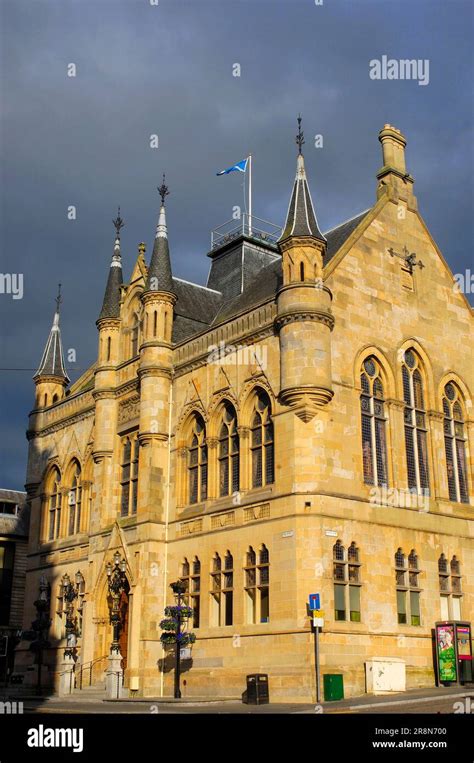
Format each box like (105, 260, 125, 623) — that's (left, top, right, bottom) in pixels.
(245, 673, 269, 705)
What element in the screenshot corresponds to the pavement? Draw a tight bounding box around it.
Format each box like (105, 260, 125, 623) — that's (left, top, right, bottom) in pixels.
(6, 683, 473, 714)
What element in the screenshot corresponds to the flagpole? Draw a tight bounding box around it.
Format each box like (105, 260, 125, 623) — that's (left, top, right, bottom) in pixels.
(248, 154, 252, 236)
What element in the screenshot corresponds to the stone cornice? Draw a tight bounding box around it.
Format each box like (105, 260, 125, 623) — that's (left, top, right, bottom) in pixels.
(138, 367, 173, 381)
(92, 389, 117, 401)
(140, 339, 173, 351)
(27, 407, 94, 439)
(274, 310, 334, 331)
(141, 290, 177, 307)
(173, 324, 275, 379)
(96, 317, 121, 331)
(276, 281, 332, 300)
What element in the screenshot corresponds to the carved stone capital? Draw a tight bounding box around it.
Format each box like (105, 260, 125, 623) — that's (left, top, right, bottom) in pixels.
(386, 398, 405, 411)
(427, 409, 445, 422)
(206, 437, 219, 449)
(237, 426, 250, 439)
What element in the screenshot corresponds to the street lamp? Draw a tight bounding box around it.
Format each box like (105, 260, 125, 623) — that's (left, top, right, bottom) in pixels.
(61, 570, 84, 658)
(31, 576, 51, 696)
(106, 553, 127, 655)
(170, 580, 188, 699)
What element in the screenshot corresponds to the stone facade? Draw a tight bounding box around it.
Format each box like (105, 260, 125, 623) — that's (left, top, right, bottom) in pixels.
(16, 124, 473, 702)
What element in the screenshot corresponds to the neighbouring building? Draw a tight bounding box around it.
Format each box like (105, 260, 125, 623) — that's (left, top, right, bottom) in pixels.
(0, 489, 29, 682)
(16, 123, 473, 701)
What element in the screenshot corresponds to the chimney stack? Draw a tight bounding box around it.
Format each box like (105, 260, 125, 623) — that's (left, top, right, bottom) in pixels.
(376, 124, 416, 207)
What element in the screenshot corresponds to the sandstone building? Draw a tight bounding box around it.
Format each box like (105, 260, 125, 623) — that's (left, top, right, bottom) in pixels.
(17, 124, 473, 701)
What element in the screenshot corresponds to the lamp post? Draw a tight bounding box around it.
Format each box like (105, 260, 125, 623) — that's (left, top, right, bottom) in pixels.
(170, 580, 187, 699)
(31, 576, 51, 696)
(106, 552, 127, 655)
(61, 570, 84, 658)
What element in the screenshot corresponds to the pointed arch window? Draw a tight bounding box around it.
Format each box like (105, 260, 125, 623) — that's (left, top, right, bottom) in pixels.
(442, 383, 469, 503)
(120, 433, 139, 517)
(218, 403, 239, 497)
(360, 357, 388, 486)
(48, 468, 62, 541)
(181, 557, 201, 628)
(251, 391, 274, 488)
(244, 545, 269, 623)
(333, 541, 361, 621)
(68, 462, 82, 536)
(438, 554, 463, 619)
(395, 547, 421, 625)
(188, 415, 207, 505)
(402, 351, 430, 493)
(209, 551, 234, 627)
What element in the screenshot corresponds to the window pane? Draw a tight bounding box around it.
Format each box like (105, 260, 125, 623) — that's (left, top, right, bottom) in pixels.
(416, 430, 430, 492)
(252, 448, 262, 488)
(334, 584, 346, 620)
(361, 413, 374, 485)
(455, 439, 469, 503)
(260, 587, 269, 623)
(349, 585, 360, 621)
(191, 596, 200, 628)
(246, 589, 256, 624)
(404, 426, 417, 490)
(440, 596, 449, 620)
(397, 590, 407, 624)
(224, 591, 233, 626)
(452, 597, 461, 620)
(375, 418, 388, 486)
(410, 591, 420, 625)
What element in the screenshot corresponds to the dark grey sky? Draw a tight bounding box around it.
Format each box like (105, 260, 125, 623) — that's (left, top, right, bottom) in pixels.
(1, 0, 473, 489)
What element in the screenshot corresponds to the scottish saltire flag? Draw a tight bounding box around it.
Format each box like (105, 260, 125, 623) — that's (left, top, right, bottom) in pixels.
(216, 158, 248, 176)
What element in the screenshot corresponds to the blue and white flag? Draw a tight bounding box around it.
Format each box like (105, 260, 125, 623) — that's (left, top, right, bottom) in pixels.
(216, 158, 248, 176)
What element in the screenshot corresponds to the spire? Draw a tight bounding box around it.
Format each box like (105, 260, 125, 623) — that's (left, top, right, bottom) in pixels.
(280, 115, 326, 243)
(145, 175, 175, 293)
(34, 284, 70, 383)
(98, 208, 124, 321)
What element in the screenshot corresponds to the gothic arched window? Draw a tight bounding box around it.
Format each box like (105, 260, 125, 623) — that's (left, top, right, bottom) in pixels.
(442, 383, 469, 503)
(188, 415, 207, 505)
(218, 403, 239, 497)
(120, 433, 139, 516)
(402, 350, 430, 493)
(251, 391, 274, 488)
(360, 357, 388, 486)
(48, 468, 62, 541)
(67, 462, 82, 536)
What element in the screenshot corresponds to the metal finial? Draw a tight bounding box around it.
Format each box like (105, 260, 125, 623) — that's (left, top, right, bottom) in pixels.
(296, 114, 305, 155)
(157, 174, 169, 206)
(55, 283, 62, 313)
(113, 206, 125, 237)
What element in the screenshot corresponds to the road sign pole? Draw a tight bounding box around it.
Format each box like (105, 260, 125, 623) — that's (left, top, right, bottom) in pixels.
(314, 623, 321, 704)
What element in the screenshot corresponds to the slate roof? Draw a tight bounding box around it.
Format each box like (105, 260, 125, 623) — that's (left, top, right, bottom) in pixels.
(34, 308, 70, 382)
(172, 278, 223, 343)
(325, 210, 370, 263)
(280, 153, 325, 242)
(98, 254, 123, 320)
(146, 205, 175, 293)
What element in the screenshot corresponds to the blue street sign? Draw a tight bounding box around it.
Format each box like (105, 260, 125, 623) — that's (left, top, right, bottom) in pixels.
(309, 593, 320, 610)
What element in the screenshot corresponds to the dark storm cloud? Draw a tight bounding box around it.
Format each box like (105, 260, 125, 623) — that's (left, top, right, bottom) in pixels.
(1, 0, 472, 487)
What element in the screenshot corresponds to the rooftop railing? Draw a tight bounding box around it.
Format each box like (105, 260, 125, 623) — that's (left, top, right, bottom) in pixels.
(211, 213, 282, 251)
